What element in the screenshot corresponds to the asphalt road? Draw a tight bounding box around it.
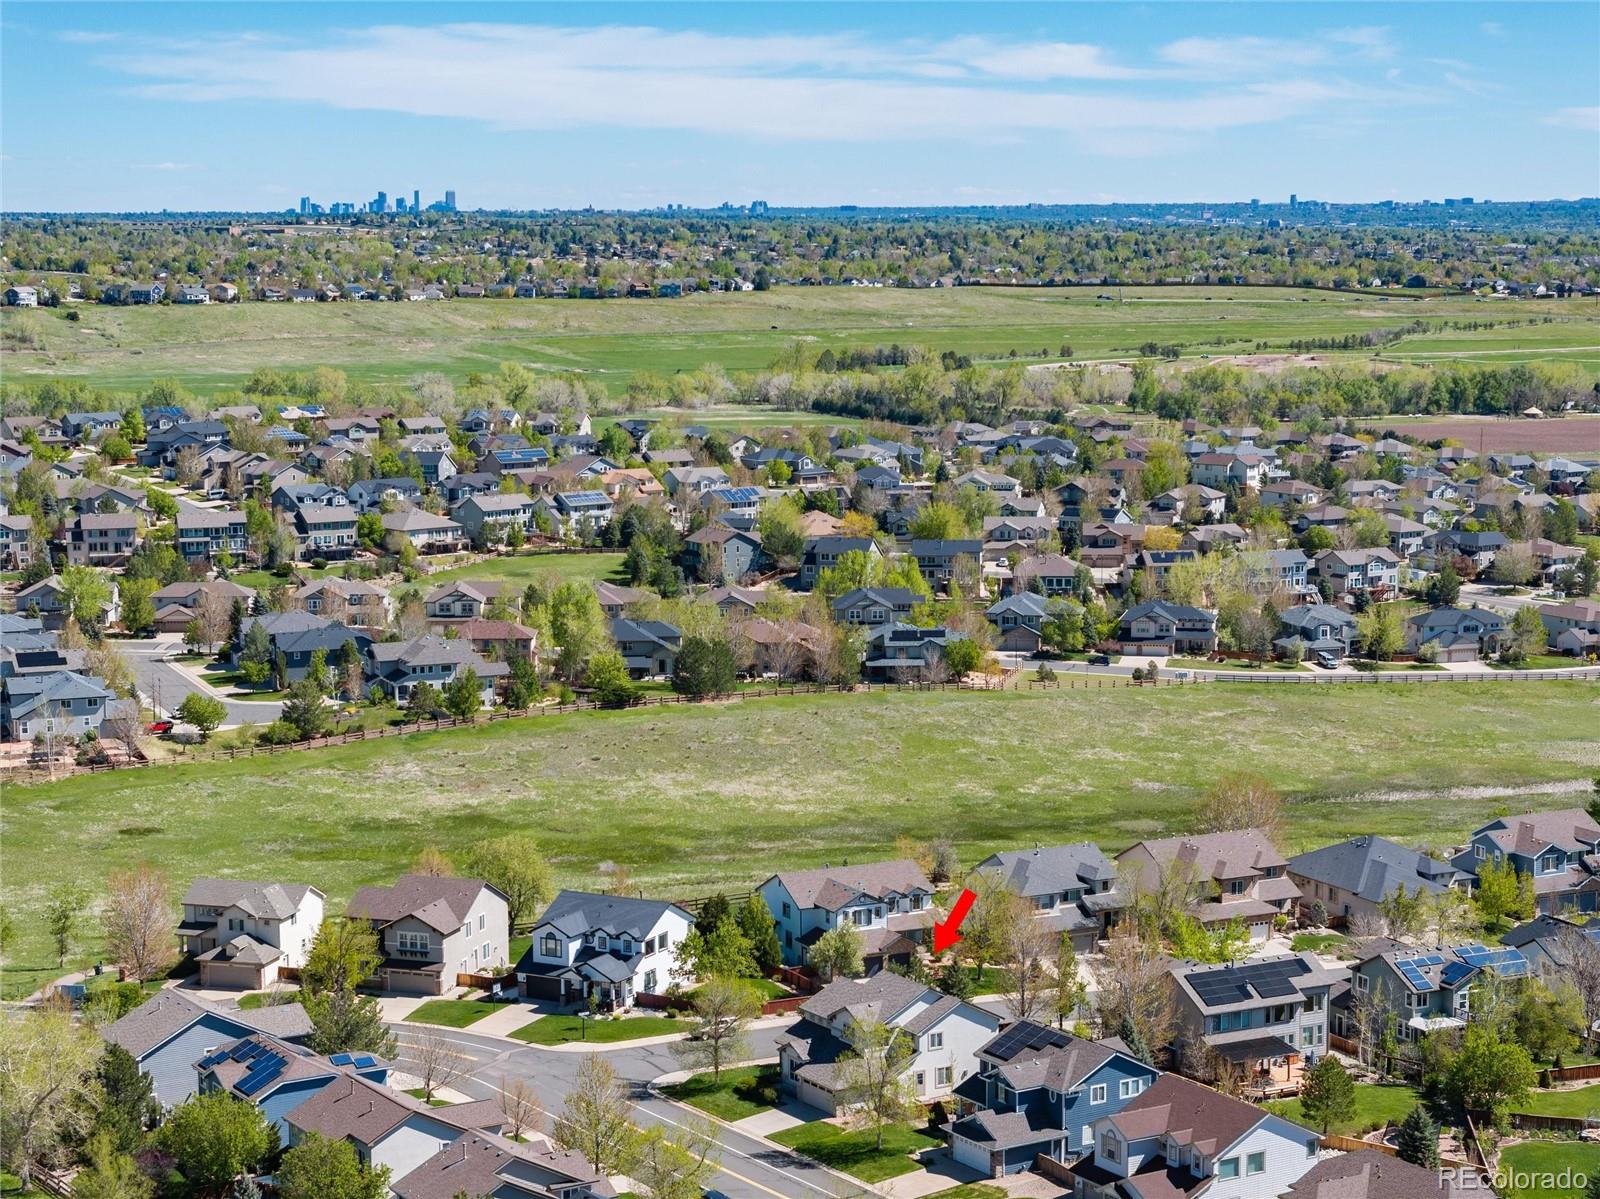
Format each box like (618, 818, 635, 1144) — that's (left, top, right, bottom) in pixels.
(388, 1022, 876, 1199)
(119, 636, 286, 726)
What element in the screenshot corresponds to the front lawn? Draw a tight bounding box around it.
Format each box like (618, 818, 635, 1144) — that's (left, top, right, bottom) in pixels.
(1499, 1142, 1600, 1199)
(1518, 1084, 1600, 1118)
(1166, 657, 1306, 672)
(405, 999, 506, 1028)
(404, 1087, 453, 1107)
(510, 1013, 684, 1045)
(663, 1065, 782, 1121)
(237, 989, 300, 1010)
(963, 966, 1010, 994)
(1265, 1084, 1421, 1137)
(1492, 655, 1583, 671)
(927, 1188, 1008, 1199)
(1291, 932, 1350, 954)
(769, 1121, 940, 1183)
(743, 977, 794, 1000)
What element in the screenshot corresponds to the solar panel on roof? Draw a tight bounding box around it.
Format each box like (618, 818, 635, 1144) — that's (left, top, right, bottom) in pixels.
(199, 1050, 231, 1070)
(328, 1053, 353, 1067)
(236, 1054, 286, 1097)
(352, 1055, 377, 1069)
(1440, 961, 1474, 988)
(229, 1040, 263, 1062)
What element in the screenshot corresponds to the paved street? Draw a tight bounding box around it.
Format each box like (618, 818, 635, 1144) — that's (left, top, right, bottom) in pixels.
(120, 636, 285, 726)
(388, 1021, 875, 1199)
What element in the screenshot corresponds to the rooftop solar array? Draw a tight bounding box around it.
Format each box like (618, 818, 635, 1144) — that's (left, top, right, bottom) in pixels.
(328, 1053, 354, 1066)
(1186, 957, 1312, 1008)
(985, 1020, 1074, 1062)
(198, 1049, 232, 1070)
(1393, 952, 1445, 993)
(561, 490, 610, 505)
(1456, 944, 1530, 977)
(236, 1050, 287, 1097)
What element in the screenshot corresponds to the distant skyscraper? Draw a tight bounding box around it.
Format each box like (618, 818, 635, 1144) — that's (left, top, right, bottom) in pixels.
(1289, 193, 1298, 207)
(444, 189, 457, 211)
(413, 189, 421, 213)
(373, 190, 388, 213)
(299, 196, 311, 214)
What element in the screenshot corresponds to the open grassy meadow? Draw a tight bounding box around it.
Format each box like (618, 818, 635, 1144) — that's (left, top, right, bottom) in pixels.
(5, 286, 1596, 395)
(0, 679, 1593, 998)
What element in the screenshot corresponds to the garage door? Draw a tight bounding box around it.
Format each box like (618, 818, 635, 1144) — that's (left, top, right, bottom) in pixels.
(200, 961, 265, 990)
(386, 970, 442, 996)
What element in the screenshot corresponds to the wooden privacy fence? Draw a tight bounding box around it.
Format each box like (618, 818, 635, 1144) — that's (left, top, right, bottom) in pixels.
(1542, 1063, 1600, 1085)
(457, 969, 516, 991)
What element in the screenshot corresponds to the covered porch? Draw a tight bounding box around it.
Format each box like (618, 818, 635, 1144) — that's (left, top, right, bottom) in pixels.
(1216, 1034, 1305, 1098)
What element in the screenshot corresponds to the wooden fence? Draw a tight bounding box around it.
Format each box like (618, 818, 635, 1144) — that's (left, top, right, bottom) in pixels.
(1543, 1062, 1600, 1085)
(457, 969, 516, 991)
(1319, 1134, 1484, 1176)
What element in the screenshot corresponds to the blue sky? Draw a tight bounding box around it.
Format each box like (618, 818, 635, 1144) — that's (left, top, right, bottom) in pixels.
(3, 2, 1596, 211)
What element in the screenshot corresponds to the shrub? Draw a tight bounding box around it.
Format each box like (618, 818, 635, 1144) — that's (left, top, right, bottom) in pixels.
(257, 720, 300, 745)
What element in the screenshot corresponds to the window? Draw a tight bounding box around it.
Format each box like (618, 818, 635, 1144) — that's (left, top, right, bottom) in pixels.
(540, 934, 560, 957)
(936, 1066, 952, 1087)
(643, 970, 657, 993)
(781, 902, 791, 918)
(915, 1071, 926, 1091)
(596, 933, 609, 951)
(398, 931, 429, 952)
(1355, 973, 1369, 992)
(463, 923, 472, 941)
(1247, 1153, 1265, 1176)
(1090, 1083, 1108, 1104)
(1217, 1157, 1239, 1180)
(1119, 1078, 1140, 1099)
(478, 914, 485, 931)
(1100, 1133, 1120, 1163)
(927, 1032, 943, 1050)
(1307, 1140, 1320, 1159)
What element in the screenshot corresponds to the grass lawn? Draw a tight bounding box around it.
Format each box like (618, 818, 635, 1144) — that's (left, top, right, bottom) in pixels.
(769, 1120, 940, 1183)
(509, 934, 532, 964)
(1518, 1085, 1600, 1118)
(1499, 1142, 1600, 1199)
(405, 999, 506, 1028)
(237, 989, 301, 1010)
(1266, 1084, 1421, 1137)
(404, 1088, 453, 1108)
(743, 977, 794, 1000)
(1493, 656, 1583, 671)
(2, 680, 1593, 999)
(509, 1013, 684, 1045)
(663, 1065, 782, 1121)
(1291, 932, 1350, 954)
(927, 1188, 1008, 1199)
(1166, 658, 1306, 672)
(424, 550, 628, 586)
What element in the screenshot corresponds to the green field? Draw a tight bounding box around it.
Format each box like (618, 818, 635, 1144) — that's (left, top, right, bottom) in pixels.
(510, 1013, 683, 1045)
(0, 680, 1592, 998)
(769, 1120, 941, 1183)
(663, 1065, 782, 1121)
(1264, 1084, 1422, 1137)
(5, 286, 1596, 394)
(1499, 1142, 1600, 1199)
(423, 550, 629, 587)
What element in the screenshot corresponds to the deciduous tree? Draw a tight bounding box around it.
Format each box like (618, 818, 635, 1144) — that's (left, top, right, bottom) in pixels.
(807, 923, 864, 982)
(157, 1091, 274, 1196)
(464, 835, 552, 931)
(0, 1001, 104, 1192)
(834, 1016, 919, 1151)
(275, 1132, 389, 1199)
(102, 863, 177, 982)
(673, 976, 762, 1080)
(552, 1054, 638, 1176)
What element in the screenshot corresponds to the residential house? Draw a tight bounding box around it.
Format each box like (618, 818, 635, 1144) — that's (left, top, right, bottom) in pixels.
(948, 1021, 1161, 1179)
(0, 669, 123, 740)
(970, 843, 1125, 953)
(702, 584, 766, 615)
(1312, 548, 1400, 602)
(177, 879, 325, 990)
(391, 1131, 607, 1199)
(1347, 942, 1530, 1044)
(1117, 831, 1300, 942)
(1404, 606, 1507, 662)
(759, 859, 935, 972)
(663, 465, 732, 498)
(777, 973, 1000, 1113)
(863, 623, 962, 681)
(1182, 525, 1249, 556)
(367, 635, 506, 707)
(514, 890, 694, 1008)
(536, 490, 615, 538)
(150, 578, 253, 635)
(236, 612, 372, 683)
(382, 507, 467, 554)
(1449, 809, 1600, 916)
(346, 875, 512, 995)
(799, 536, 880, 589)
(593, 580, 650, 618)
(1168, 953, 1345, 1095)
(986, 591, 1051, 654)
(1382, 514, 1429, 558)
(1116, 600, 1218, 656)
(1287, 836, 1466, 929)
(1064, 1071, 1322, 1199)
(953, 468, 1020, 494)
(610, 618, 682, 678)
(912, 539, 984, 590)
(425, 580, 518, 622)
(684, 524, 764, 583)
(15, 573, 119, 631)
(1541, 598, 1600, 656)
(195, 1033, 389, 1140)
(100, 989, 312, 1106)
(832, 586, 919, 627)
(1499, 913, 1600, 974)
(1148, 485, 1227, 523)
(176, 507, 249, 564)
(0, 513, 34, 569)
(1267, 549, 1314, 597)
(1192, 453, 1268, 492)
(1012, 553, 1086, 598)
(347, 476, 423, 514)
(60, 411, 123, 441)
(294, 577, 391, 632)
(1274, 604, 1358, 660)
(61, 512, 138, 566)
(1282, 1149, 1462, 1199)
(273, 483, 358, 559)
(455, 618, 538, 666)
(1258, 480, 1324, 511)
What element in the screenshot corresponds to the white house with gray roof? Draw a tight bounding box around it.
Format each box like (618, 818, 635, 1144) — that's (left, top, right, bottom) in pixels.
(346, 875, 511, 995)
(177, 878, 325, 990)
(776, 973, 1000, 1113)
(759, 859, 935, 973)
(514, 890, 694, 1009)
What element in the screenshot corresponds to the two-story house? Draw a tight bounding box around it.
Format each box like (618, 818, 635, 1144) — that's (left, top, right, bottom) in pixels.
(1116, 601, 1219, 656)
(425, 579, 519, 623)
(1274, 603, 1359, 660)
(381, 507, 468, 554)
(776, 973, 1000, 1114)
(1313, 548, 1401, 602)
(798, 536, 881, 589)
(1258, 480, 1324, 512)
(196, 1033, 390, 1139)
(1066, 1071, 1322, 1199)
(176, 507, 250, 564)
(684, 524, 764, 583)
(1404, 605, 1507, 662)
(391, 1129, 606, 1199)
(986, 592, 1051, 654)
(0, 668, 123, 740)
(863, 623, 963, 682)
(177, 878, 325, 990)
(366, 634, 506, 707)
(1345, 942, 1530, 1044)
(61, 512, 139, 567)
(15, 573, 120, 632)
(514, 890, 695, 1009)
(970, 843, 1125, 953)
(1267, 549, 1315, 598)
(536, 490, 616, 538)
(455, 492, 536, 543)
(1168, 953, 1345, 1096)
(235, 612, 372, 683)
(1012, 553, 1087, 599)
(913, 539, 984, 591)
(948, 1021, 1160, 1178)
(832, 586, 920, 627)
(273, 483, 358, 559)
(294, 577, 391, 632)
(610, 617, 682, 678)
(759, 859, 935, 973)
(1449, 809, 1600, 916)
(1542, 599, 1600, 657)
(346, 875, 511, 995)
(1117, 831, 1300, 943)
(1287, 835, 1466, 929)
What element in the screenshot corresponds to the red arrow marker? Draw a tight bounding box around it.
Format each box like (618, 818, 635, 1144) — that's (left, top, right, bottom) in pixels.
(933, 888, 977, 955)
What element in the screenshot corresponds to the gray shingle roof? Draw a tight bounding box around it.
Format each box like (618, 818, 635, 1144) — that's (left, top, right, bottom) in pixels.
(180, 878, 317, 919)
(102, 989, 311, 1059)
(1287, 836, 1463, 905)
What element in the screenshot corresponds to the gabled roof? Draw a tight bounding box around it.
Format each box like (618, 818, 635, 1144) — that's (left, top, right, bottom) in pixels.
(347, 875, 502, 933)
(769, 859, 933, 912)
(181, 879, 320, 919)
(102, 989, 311, 1059)
(1124, 828, 1286, 880)
(1288, 836, 1463, 904)
(392, 1131, 600, 1199)
(286, 1073, 503, 1145)
(974, 843, 1118, 897)
(1282, 1149, 1461, 1199)
(530, 889, 691, 941)
(1104, 1072, 1267, 1158)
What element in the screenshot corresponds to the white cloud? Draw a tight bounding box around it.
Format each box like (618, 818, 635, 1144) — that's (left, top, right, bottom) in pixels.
(1327, 26, 1396, 60)
(134, 161, 191, 171)
(1157, 35, 1327, 73)
(59, 30, 119, 44)
(1543, 106, 1600, 132)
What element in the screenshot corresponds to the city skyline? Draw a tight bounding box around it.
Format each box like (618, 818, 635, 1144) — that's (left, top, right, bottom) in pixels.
(1, 2, 1596, 212)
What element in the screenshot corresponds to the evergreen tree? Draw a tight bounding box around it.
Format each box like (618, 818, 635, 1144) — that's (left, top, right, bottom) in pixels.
(736, 894, 782, 976)
(1299, 1056, 1358, 1136)
(95, 1042, 157, 1154)
(1394, 1105, 1441, 1169)
(1118, 1013, 1152, 1066)
(697, 893, 732, 937)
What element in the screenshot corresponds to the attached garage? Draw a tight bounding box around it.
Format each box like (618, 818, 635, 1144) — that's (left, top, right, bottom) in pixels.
(194, 936, 280, 991)
(380, 965, 446, 995)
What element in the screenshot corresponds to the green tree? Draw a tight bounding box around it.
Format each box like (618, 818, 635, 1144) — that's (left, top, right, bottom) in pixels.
(754, 499, 804, 566)
(1504, 605, 1548, 664)
(275, 1131, 390, 1199)
(1394, 1105, 1441, 1169)
(941, 638, 983, 678)
(280, 678, 330, 740)
(1117, 1013, 1153, 1067)
(1356, 604, 1404, 660)
(672, 634, 736, 696)
(834, 1016, 918, 1151)
(552, 1054, 639, 1176)
(673, 976, 762, 1080)
(120, 406, 146, 443)
(443, 667, 482, 719)
(0, 1003, 103, 1192)
(118, 577, 158, 635)
(736, 894, 782, 976)
(550, 580, 611, 681)
(1475, 856, 1534, 928)
(807, 923, 864, 981)
(585, 649, 639, 706)
(907, 501, 970, 540)
(93, 1042, 157, 1155)
(176, 692, 227, 738)
(57, 565, 113, 630)
(44, 882, 83, 967)
(405, 681, 441, 720)
(301, 917, 381, 995)
(464, 835, 553, 932)
(1446, 1023, 1537, 1121)
(305, 987, 396, 1057)
(69, 1131, 154, 1199)
(676, 919, 756, 981)
(1425, 561, 1461, 607)
(1512, 978, 1585, 1065)
(1298, 1056, 1357, 1135)
(157, 1092, 274, 1196)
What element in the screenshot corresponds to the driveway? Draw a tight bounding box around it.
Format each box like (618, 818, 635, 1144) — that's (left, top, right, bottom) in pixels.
(119, 636, 285, 726)
(389, 1021, 885, 1199)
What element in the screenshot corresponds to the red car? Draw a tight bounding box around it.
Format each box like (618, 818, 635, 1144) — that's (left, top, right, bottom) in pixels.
(147, 720, 173, 735)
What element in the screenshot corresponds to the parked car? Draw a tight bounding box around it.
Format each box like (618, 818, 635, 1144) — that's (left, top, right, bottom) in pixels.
(147, 720, 173, 734)
(1087, 652, 1111, 666)
(1314, 652, 1339, 669)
